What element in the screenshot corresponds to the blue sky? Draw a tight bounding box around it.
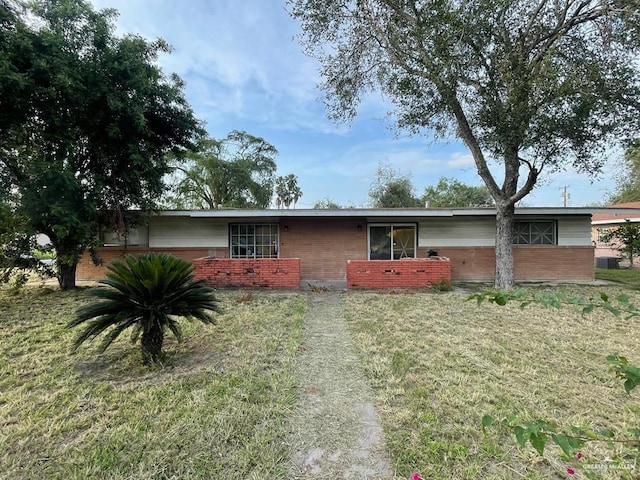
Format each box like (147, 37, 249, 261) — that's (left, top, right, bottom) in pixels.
(91, 0, 620, 208)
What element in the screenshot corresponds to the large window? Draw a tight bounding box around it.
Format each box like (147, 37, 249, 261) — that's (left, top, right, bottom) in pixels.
(369, 224, 416, 260)
(514, 220, 556, 245)
(230, 224, 279, 258)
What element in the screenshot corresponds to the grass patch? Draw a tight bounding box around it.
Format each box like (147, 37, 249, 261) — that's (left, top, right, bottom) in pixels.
(596, 268, 640, 289)
(0, 287, 304, 479)
(342, 286, 640, 479)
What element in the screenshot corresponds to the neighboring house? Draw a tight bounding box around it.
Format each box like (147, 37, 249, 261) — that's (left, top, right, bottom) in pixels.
(591, 201, 640, 263)
(77, 207, 597, 288)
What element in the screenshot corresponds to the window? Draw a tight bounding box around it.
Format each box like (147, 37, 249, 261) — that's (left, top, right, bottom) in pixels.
(513, 220, 556, 245)
(230, 224, 279, 258)
(369, 224, 416, 260)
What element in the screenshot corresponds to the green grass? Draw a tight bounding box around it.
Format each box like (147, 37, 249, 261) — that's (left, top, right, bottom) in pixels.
(0, 287, 304, 479)
(5, 283, 640, 479)
(596, 267, 640, 289)
(342, 286, 640, 480)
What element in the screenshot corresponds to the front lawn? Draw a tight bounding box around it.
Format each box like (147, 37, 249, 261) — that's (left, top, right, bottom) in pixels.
(3, 283, 639, 479)
(596, 267, 640, 289)
(343, 286, 640, 479)
(0, 287, 304, 479)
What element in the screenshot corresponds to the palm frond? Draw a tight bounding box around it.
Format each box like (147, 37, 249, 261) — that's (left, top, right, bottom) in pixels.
(69, 252, 220, 361)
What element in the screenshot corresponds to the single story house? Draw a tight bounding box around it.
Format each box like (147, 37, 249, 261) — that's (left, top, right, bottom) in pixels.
(592, 201, 640, 265)
(76, 207, 601, 288)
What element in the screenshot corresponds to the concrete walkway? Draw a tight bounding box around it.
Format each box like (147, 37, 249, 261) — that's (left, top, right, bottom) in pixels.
(287, 292, 394, 479)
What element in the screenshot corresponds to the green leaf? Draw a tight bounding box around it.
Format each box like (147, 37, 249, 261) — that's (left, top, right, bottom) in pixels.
(481, 415, 494, 435)
(494, 293, 507, 306)
(600, 292, 609, 302)
(624, 378, 636, 394)
(529, 432, 548, 456)
(552, 434, 573, 456)
(514, 426, 529, 448)
(567, 436, 585, 449)
(598, 429, 615, 438)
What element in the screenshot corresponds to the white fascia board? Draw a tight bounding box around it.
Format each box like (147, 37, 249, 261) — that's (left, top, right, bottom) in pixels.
(155, 207, 599, 219)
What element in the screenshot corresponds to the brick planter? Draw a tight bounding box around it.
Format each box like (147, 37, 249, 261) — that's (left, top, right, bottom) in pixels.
(347, 257, 452, 289)
(193, 257, 300, 289)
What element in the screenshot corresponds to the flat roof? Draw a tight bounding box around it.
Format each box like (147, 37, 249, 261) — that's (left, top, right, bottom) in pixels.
(155, 207, 640, 219)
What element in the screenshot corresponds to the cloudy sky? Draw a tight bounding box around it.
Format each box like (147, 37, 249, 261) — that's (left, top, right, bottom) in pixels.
(90, 0, 619, 208)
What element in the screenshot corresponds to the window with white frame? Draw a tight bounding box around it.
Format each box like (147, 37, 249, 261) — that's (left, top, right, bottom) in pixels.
(513, 220, 557, 245)
(368, 224, 417, 260)
(230, 224, 279, 258)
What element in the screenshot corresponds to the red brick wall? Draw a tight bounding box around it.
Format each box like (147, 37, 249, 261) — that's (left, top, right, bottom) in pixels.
(193, 258, 300, 289)
(419, 246, 594, 282)
(279, 218, 367, 281)
(76, 247, 228, 280)
(347, 258, 451, 289)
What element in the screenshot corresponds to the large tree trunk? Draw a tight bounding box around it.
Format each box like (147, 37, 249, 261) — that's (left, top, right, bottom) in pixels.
(494, 203, 516, 289)
(141, 320, 164, 362)
(57, 262, 78, 290)
(53, 242, 81, 290)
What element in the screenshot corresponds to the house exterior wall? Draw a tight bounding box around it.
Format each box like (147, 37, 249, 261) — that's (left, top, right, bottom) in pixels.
(419, 217, 496, 247)
(418, 216, 591, 248)
(76, 213, 594, 284)
(278, 218, 367, 282)
(149, 217, 228, 248)
(76, 246, 228, 280)
(418, 246, 594, 281)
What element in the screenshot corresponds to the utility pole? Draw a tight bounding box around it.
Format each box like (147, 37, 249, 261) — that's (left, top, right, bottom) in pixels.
(560, 185, 570, 207)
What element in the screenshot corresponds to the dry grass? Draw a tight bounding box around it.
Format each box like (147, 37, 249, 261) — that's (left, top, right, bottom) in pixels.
(0, 286, 304, 479)
(342, 286, 640, 479)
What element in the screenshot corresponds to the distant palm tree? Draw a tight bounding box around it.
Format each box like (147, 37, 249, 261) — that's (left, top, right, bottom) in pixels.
(69, 253, 221, 362)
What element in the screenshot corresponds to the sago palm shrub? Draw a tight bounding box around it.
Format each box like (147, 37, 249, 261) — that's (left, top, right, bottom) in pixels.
(69, 253, 221, 362)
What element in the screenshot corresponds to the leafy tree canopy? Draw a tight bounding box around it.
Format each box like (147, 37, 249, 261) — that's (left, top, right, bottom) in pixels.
(608, 139, 640, 204)
(290, 0, 640, 287)
(368, 162, 422, 208)
(0, 0, 201, 289)
(601, 221, 640, 266)
(313, 197, 342, 209)
(423, 177, 494, 207)
(167, 131, 278, 209)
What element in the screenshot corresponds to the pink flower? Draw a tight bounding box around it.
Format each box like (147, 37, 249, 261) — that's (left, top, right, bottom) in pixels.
(576, 452, 583, 459)
(411, 474, 423, 480)
(567, 467, 575, 475)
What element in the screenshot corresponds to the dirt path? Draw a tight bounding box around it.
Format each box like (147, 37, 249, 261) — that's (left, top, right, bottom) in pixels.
(287, 292, 394, 479)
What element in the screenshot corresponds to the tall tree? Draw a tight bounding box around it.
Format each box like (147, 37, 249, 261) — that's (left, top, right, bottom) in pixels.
(368, 162, 422, 208)
(275, 174, 303, 208)
(169, 131, 277, 209)
(0, 0, 201, 289)
(290, 0, 640, 288)
(608, 139, 640, 204)
(601, 221, 640, 266)
(423, 177, 493, 207)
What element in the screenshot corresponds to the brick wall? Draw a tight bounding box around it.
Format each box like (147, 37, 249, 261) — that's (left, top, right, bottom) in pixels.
(193, 258, 300, 289)
(347, 258, 451, 289)
(279, 218, 367, 281)
(419, 246, 594, 282)
(76, 247, 228, 281)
